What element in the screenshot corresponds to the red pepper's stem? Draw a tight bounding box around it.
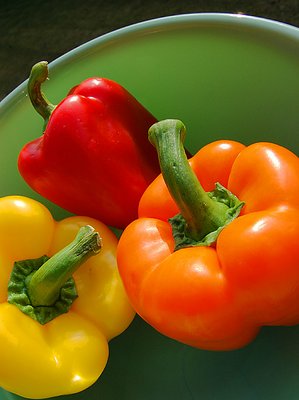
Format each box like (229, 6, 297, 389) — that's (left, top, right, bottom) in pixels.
(148, 119, 230, 241)
(26, 225, 101, 307)
(27, 61, 56, 124)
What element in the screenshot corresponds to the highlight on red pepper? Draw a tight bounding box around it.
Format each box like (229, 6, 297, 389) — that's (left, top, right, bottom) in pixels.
(0, 195, 135, 399)
(18, 61, 161, 229)
(117, 118, 299, 351)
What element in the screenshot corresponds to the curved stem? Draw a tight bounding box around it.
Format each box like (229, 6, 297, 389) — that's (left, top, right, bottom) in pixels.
(27, 61, 56, 123)
(148, 119, 229, 241)
(26, 225, 101, 307)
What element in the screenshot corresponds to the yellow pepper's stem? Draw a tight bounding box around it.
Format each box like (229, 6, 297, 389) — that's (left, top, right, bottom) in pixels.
(27, 225, 101, 306)
(8, 225, 101, 324)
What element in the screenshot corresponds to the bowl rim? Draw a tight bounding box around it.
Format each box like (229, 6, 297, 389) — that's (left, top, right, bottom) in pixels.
(1, 12, 299, 109)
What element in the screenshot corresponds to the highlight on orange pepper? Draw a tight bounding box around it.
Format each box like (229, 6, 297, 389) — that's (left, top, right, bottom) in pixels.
(0, 196, 135, 399)
(117, 119, 299, 351)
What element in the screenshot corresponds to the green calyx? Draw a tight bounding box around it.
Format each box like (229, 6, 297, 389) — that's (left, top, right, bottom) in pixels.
(8, 225, 101, 324)
(148, 119, 244, 251)
(169, 183, 244, 250)
(27, 61, 56, 126)
(8, 255, 77, 325)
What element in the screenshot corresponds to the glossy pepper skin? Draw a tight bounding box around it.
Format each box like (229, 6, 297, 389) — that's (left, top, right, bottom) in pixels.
(18, 61, 160, 229)
(0, 195, 135, 399)
(117, 119, 299, 351)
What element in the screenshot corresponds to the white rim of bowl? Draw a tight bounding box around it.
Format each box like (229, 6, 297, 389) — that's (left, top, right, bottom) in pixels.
(1, 12, 299, 109)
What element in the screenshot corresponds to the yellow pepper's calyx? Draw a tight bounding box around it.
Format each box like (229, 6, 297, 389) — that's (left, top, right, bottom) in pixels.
(8, 225, 102, 324)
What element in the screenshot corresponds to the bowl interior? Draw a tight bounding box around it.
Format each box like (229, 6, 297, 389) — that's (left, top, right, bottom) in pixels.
(1, 13, 299, 400)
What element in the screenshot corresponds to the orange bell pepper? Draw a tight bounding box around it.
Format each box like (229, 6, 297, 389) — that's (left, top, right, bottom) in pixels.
(117, 119, 299, 351)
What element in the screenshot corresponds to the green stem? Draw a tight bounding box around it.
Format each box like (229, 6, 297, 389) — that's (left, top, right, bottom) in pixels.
(27, 61, 56, 124)
(148, 119, 229, 241)
(26, 225, 101, 307)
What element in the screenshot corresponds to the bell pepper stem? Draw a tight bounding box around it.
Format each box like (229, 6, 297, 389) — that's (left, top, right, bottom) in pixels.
(27, 61, 56, 123)
(148, 119, 230, 241)
(26, 225, 101, 307)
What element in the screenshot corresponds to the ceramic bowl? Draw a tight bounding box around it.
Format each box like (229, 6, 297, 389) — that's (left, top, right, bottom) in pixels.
(1, 13, 299, 400)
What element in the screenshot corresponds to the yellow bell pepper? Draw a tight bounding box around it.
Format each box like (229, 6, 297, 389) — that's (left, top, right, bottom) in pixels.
(0, 195, 135, 399)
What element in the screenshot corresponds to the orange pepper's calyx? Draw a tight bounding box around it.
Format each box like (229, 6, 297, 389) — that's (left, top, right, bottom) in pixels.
(8, 225, 102, 324)
(148, 119, 244, 249)
(27, 61, 56, 126)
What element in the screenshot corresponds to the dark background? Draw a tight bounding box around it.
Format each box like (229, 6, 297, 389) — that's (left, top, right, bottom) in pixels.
(1, 0, 299, 100)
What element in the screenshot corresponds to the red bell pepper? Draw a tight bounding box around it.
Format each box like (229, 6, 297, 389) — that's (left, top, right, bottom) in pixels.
(117, 119, 299, 351)
(18, 61, 161, 229)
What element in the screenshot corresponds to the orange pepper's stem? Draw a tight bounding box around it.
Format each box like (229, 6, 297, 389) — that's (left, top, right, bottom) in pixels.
(27, 61, 56, 124)
(148, 119, 230, 242)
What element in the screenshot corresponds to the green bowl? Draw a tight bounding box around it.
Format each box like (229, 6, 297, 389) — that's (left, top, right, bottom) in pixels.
(1, 13, 299, 400)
